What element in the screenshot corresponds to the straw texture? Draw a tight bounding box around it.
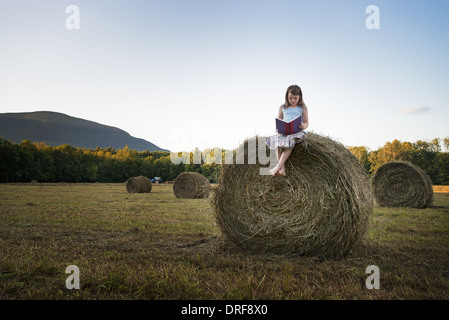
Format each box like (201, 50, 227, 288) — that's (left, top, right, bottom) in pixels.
(173, 172, 211, 199)
(371, 161, 433, 208)
(212, 133, 373, 258)
(125, 175, 152, 193)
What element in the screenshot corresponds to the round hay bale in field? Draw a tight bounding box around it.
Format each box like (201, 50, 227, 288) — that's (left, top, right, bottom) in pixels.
(212, 133, 373, 258)
(125, 175, 152, 193)
(371, 161, 433, 208)
(173, 172, 211, 199)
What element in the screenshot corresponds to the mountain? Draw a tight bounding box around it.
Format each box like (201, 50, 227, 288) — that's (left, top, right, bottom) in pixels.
(0, 111, 169, 152)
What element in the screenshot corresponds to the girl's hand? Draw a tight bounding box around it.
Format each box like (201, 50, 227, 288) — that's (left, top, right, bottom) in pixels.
(300, 106, 309, 130)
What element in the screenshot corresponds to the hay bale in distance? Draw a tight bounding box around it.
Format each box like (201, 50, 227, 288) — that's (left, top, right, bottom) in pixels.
(125, 175, 152, 193)
(212, 133, 373, 258)
(371, 161, 433, 208)
(173, 172, 211, 199)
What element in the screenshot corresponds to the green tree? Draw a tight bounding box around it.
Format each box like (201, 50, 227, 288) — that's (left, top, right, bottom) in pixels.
(348, 146, 370, 173)
(443, 137, 449, 152)
(368, 139, 413, 174)
(0, 138, 22, 182)
(154, 156, 172, 180)
(434, 152, 449, 185)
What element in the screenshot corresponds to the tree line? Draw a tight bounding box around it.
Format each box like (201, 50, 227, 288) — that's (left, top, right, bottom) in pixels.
(0, 138, 221, 183)
(1, 137, 448, 185)
(348, 137, 449, 185)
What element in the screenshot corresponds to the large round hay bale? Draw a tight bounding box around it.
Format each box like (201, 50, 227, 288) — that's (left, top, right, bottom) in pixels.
(125, 175, 152, 193)
(371, 161, 433, 208)
(212, 133, 373, 258)
(173, 172, 211, 199)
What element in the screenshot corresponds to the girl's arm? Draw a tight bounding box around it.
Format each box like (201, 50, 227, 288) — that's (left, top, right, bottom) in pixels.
(276, 106, 284, 133)
(299, 106, 309, 130)
(277, 105, 283, 119)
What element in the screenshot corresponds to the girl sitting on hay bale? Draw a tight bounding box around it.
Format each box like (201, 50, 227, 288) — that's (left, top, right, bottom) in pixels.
(266, 84, 309, 176)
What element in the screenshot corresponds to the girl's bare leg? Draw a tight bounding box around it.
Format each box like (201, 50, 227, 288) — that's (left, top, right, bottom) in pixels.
(276, 147, 293, 176)
(270, 147, 293, 176)
(270, 147, 283, 176)
(276, 147, 281, 162)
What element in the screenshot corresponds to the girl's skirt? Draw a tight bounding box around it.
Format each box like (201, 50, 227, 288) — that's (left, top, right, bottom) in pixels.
(266, 131, 307, 150)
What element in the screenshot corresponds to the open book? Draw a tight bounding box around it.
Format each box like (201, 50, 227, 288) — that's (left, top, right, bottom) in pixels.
(276, 115, 302, 135)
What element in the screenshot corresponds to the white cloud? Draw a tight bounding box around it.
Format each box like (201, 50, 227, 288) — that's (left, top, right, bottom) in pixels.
(400, 106, 431, 115)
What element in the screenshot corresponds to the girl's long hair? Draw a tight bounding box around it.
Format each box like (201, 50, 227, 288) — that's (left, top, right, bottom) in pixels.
(284, 85, 306, 109)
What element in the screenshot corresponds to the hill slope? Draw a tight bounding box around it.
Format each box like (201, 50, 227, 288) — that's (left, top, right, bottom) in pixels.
(0, 111, 168, 152)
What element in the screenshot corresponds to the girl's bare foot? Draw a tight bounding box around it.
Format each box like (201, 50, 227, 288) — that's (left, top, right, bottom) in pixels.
(269, 166, 279, 176)
(278, 165, 286, 176)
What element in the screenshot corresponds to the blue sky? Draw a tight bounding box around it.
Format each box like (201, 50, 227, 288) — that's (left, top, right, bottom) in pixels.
(1, 0, 448, 151)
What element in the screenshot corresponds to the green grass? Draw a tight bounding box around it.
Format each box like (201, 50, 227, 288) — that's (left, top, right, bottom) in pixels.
(1, 183, 448, 299)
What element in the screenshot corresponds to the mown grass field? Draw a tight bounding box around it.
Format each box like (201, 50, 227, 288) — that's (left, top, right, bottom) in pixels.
(0, 183, 448, 300)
